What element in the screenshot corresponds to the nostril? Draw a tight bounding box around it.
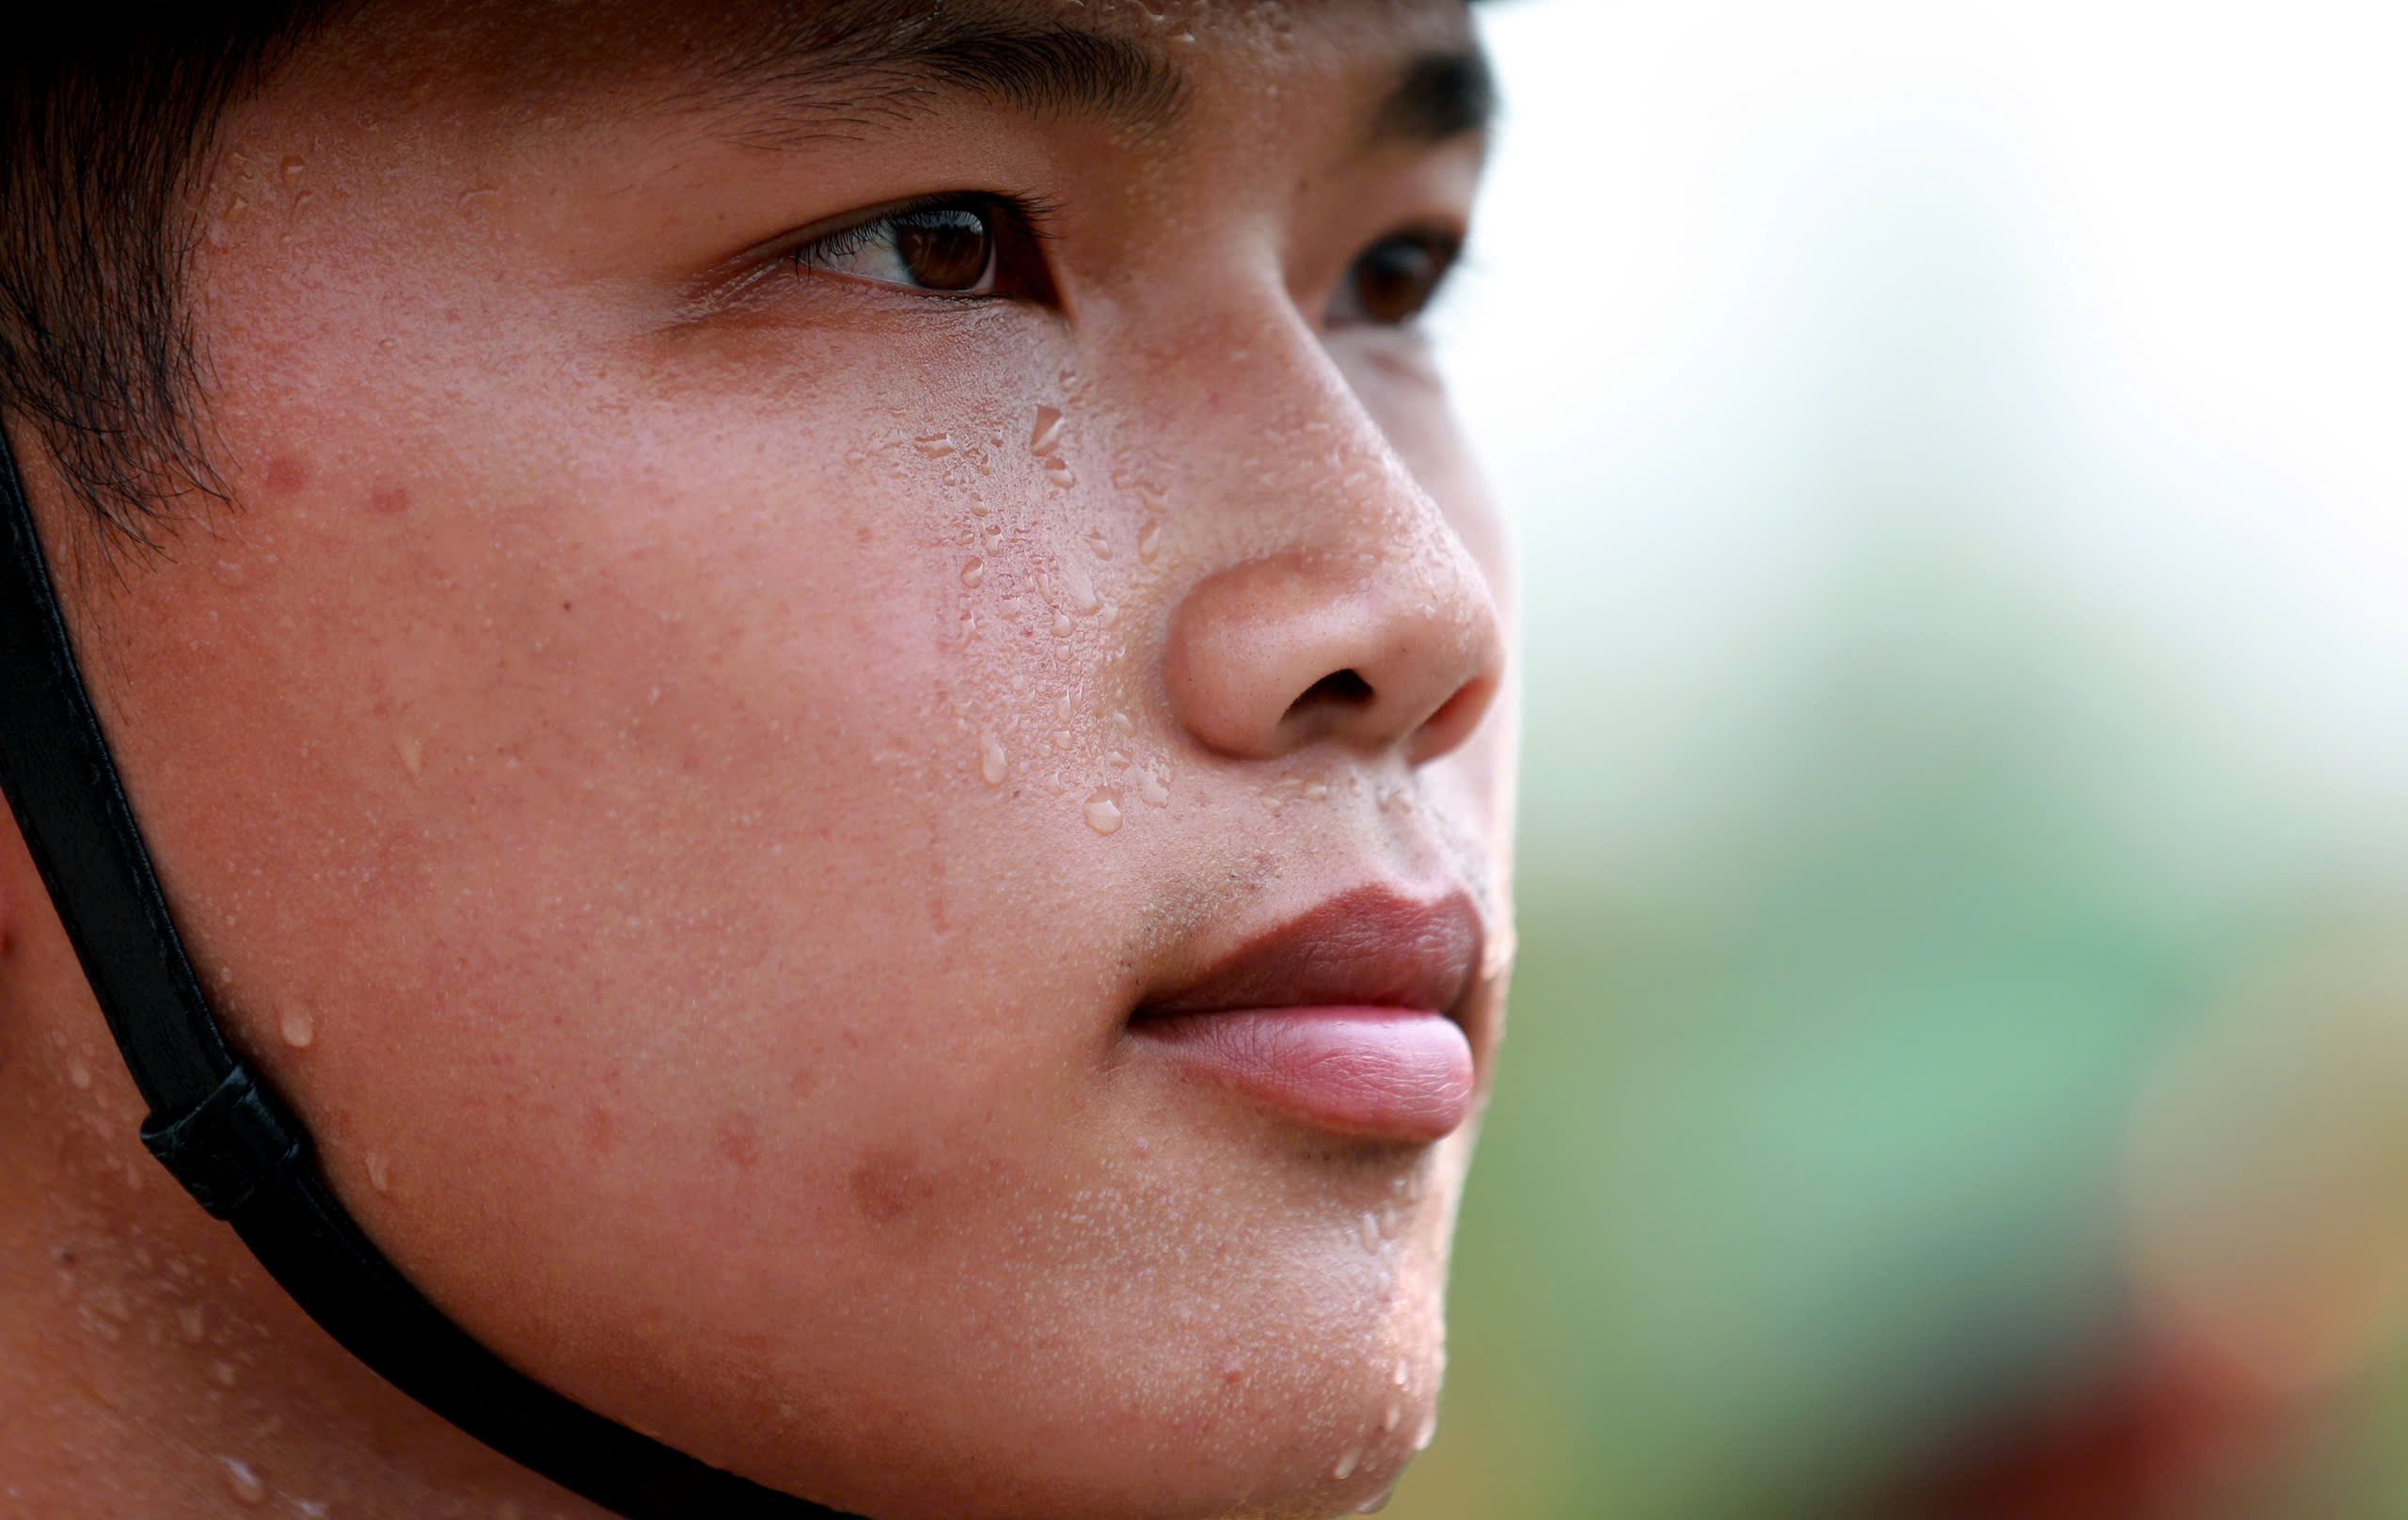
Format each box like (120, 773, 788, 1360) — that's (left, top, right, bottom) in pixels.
(1285, 669, 1374, 722)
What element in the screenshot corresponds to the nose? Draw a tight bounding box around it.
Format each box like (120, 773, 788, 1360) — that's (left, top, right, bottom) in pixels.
(1163, 511, 1504, 768)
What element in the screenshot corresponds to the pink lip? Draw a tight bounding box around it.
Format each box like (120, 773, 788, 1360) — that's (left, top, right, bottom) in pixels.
(1130, 887, 1482, 1142)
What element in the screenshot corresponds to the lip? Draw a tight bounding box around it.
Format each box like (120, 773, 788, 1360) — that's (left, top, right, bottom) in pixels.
(1135, 886, 1482, 1020)
(1128, 886, 1483, 1142)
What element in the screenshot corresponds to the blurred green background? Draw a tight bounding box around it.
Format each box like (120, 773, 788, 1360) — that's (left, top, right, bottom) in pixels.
(1396, 3, 2408, 1514)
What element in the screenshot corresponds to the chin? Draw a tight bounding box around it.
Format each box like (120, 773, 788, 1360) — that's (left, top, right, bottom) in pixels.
(697, 1219, 1459, 1520)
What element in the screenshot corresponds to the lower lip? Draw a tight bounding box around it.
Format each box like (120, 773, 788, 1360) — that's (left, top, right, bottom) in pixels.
(1128, 1006, 1475, 1143)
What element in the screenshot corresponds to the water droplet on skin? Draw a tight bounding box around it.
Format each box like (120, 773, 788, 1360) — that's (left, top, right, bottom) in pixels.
(1086, 527, 1113, 560)
(960, 559, 984, 589)
(1358, 1212, 1381, 1252)
(1333, 1447, 1362, 1480)
(220, 1456, 268, 1506)
(1382, 1401, 1402, 1433)
(914, 433, 957, 459)
(278, 1008, 315, 1050)
(1028, 404, 1065, 456)
(1393, 1358, 1410, 1389)
(1307, 782, 1330, 801)
(68, 1062, 91, 1090)
(968, 494, 990, 516)
(1355, 1490, 1397, 1514)
(1061, 563, 1101, 614)
(1055, 694, 1073, 721)
(178, 1305, 207, 1344)
(1084, 792, 1123, 835)
(1138, 769, 1171, 807)
(1044, 457, 1076, 488)
(980, 738, 1008, 786)
(365, 1151, 391, 1194)
(1053, 729, 1075, 751)
(1052, 610, 1074, 638)
(279, 155, 305, 184)
(398, 736, 424, 776)
(1414, 1410, 1439, 1451)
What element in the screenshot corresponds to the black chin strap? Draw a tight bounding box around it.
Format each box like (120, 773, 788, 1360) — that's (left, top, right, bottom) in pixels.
(0, 426, 855, 1518)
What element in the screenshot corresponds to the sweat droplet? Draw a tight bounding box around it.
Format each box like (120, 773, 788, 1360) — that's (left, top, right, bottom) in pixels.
(914, 433, 957, 458)
(69, 1062, 91, 1090)
(279, 155, 305, 185)
(1138, 768, 1171, 807)
(398, 736, 424, 776)
(1382, 1401, 1402, 1433)
(1138, 520, 1163, 562)
(960, 559, 985, 589)
(1052, 610, 1074, 638)
(1028, 404, 1064, 455)
(1333, 1447, 1362, 1480)
(1414, 1410, 1439, 1451)
(1358, 1212, 1381, 1252)
(278, 1008, 314, 1050)
(1043, 456, 1076, 488)
(980, 738, 1007, 786)
(220, 1456, 268, 1506)
(366, 1152, 391, 1194)
(1085, 792, 1123, 835)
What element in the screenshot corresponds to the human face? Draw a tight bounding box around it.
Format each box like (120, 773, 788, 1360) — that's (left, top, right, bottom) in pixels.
(72, 2, 1514, 1515)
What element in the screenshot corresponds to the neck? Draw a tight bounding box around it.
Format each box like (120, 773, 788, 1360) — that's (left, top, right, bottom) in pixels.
(0, 844, 600, 1519)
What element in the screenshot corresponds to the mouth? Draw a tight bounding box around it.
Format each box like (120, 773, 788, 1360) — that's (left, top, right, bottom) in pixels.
(1125, 886, 1482, 1144)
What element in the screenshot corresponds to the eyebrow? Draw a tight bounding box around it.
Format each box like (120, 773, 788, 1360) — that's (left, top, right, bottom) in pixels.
(678, 10, 1496, 151)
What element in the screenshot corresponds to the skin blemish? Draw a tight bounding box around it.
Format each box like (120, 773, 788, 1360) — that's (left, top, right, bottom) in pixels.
(847, 1149, 938, 1226)
(261, 453, 310, 495)
(714, 1115, 762, 1172)
(366, 484, 410, 515)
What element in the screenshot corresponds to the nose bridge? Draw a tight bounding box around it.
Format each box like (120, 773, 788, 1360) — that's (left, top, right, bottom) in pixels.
(1151, 302, 1505, 768)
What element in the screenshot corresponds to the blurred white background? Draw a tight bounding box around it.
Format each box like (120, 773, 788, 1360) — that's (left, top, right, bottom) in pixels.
(1404, 3, 2408, 1513)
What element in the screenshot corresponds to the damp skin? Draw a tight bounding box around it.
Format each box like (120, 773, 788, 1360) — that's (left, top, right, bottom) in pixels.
(0, 3, 1519, 1518)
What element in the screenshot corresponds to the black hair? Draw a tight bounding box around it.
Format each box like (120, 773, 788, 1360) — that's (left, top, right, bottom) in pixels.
(1, 7, 335, 552)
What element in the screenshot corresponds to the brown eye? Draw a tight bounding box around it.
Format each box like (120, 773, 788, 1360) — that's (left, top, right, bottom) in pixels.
(890, 208, 994, 292)
(1332, 231, 1463, 328)
(788, 201, 1006, 295)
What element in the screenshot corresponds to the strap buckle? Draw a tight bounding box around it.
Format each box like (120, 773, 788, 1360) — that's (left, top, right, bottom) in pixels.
(139, 1063, 309, 1219)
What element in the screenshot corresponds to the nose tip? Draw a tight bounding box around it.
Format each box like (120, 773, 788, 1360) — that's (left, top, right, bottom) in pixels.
(1163, 550, 1503, 765)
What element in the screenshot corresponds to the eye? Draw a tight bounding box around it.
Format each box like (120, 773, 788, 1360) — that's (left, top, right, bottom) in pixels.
(784, 194, 1056, 302)
(1329, 230, 1465, 328)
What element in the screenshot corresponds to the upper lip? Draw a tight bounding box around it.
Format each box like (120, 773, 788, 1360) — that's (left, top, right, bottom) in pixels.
(1133, 885, 1482, 1021)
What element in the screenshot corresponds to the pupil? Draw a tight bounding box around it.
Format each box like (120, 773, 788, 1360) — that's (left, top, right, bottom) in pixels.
(895, 210, 993, 292)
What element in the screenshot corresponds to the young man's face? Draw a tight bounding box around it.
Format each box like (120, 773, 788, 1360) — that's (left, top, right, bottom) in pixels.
(69, 2, 1513, 1514)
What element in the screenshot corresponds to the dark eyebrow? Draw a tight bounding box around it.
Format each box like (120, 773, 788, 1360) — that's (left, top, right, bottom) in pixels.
(677, 10, 1191, 146)
(1370, 47, 1498, 148)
